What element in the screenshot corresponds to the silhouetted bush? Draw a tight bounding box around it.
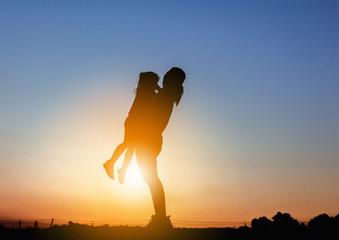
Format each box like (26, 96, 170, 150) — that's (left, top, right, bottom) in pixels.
(308, 213, 331, 231)
(308, 213, 339, 237)
(251, 212, 308, 238)
(251, 216, 272, 231)
(272, 212, 301, 232)
(334, 214, 339, 225)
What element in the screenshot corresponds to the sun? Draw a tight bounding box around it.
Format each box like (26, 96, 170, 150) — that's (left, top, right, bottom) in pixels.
(123, 159, 144, 187)
(113, 157, 148, 198)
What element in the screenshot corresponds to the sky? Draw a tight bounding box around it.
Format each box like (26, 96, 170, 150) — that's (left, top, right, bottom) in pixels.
(1, 0, 339, 227)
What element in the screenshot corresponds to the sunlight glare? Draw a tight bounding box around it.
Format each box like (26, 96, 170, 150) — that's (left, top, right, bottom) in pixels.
(122, 159, 144, 188)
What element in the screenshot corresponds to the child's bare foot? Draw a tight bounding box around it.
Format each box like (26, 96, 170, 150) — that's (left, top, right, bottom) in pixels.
(103, 161, 114, 180)
(118, 168, 126, 184)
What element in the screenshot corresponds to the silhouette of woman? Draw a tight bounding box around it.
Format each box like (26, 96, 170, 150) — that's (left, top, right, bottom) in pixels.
(135, 67, 185, 228)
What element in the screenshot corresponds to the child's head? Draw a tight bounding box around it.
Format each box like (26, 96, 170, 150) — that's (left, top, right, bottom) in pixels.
(163, 67, 186, 106)
(136, 72, 160, 94)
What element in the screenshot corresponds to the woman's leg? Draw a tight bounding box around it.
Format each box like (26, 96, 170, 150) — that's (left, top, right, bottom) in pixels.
(137, 148, 166, 217)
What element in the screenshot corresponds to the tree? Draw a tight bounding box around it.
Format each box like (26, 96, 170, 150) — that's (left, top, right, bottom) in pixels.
(251, 216, 272, 231)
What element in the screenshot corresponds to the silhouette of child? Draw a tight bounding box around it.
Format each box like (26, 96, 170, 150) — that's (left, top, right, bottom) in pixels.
(103, 72, 160, 184)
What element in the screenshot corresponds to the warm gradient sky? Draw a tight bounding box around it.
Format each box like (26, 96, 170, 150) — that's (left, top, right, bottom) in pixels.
(1, 0, 339, 226)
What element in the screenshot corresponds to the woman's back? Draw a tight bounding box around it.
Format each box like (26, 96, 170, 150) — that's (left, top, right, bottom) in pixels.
(150, 89, 175, 134)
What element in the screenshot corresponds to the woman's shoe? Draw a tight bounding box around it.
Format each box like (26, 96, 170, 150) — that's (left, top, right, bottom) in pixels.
(146, 215, 173, 230)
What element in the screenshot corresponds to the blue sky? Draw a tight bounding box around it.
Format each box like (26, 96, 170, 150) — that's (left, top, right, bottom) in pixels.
(1, 0, 339, 223)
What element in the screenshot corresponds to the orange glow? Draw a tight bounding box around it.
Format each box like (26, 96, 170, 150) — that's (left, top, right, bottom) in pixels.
(1, 79, 338, 228)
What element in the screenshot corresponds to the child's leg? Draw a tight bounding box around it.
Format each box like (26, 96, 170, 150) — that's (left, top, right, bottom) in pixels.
(122, 147, 134, 170)
(118, 147, 135, 184)
(108, 142, 128, 163)
(103, 142, 127, 180)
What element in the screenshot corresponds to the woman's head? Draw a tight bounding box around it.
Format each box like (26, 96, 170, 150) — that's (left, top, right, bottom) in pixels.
(163, 67, 186, 106)
(136, 72, 160, 94)
(164, 67, 185, 85)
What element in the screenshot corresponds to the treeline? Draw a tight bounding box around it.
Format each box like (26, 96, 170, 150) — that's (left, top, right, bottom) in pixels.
(250, 212, 339, 238)
(0, 212, 338, 239)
